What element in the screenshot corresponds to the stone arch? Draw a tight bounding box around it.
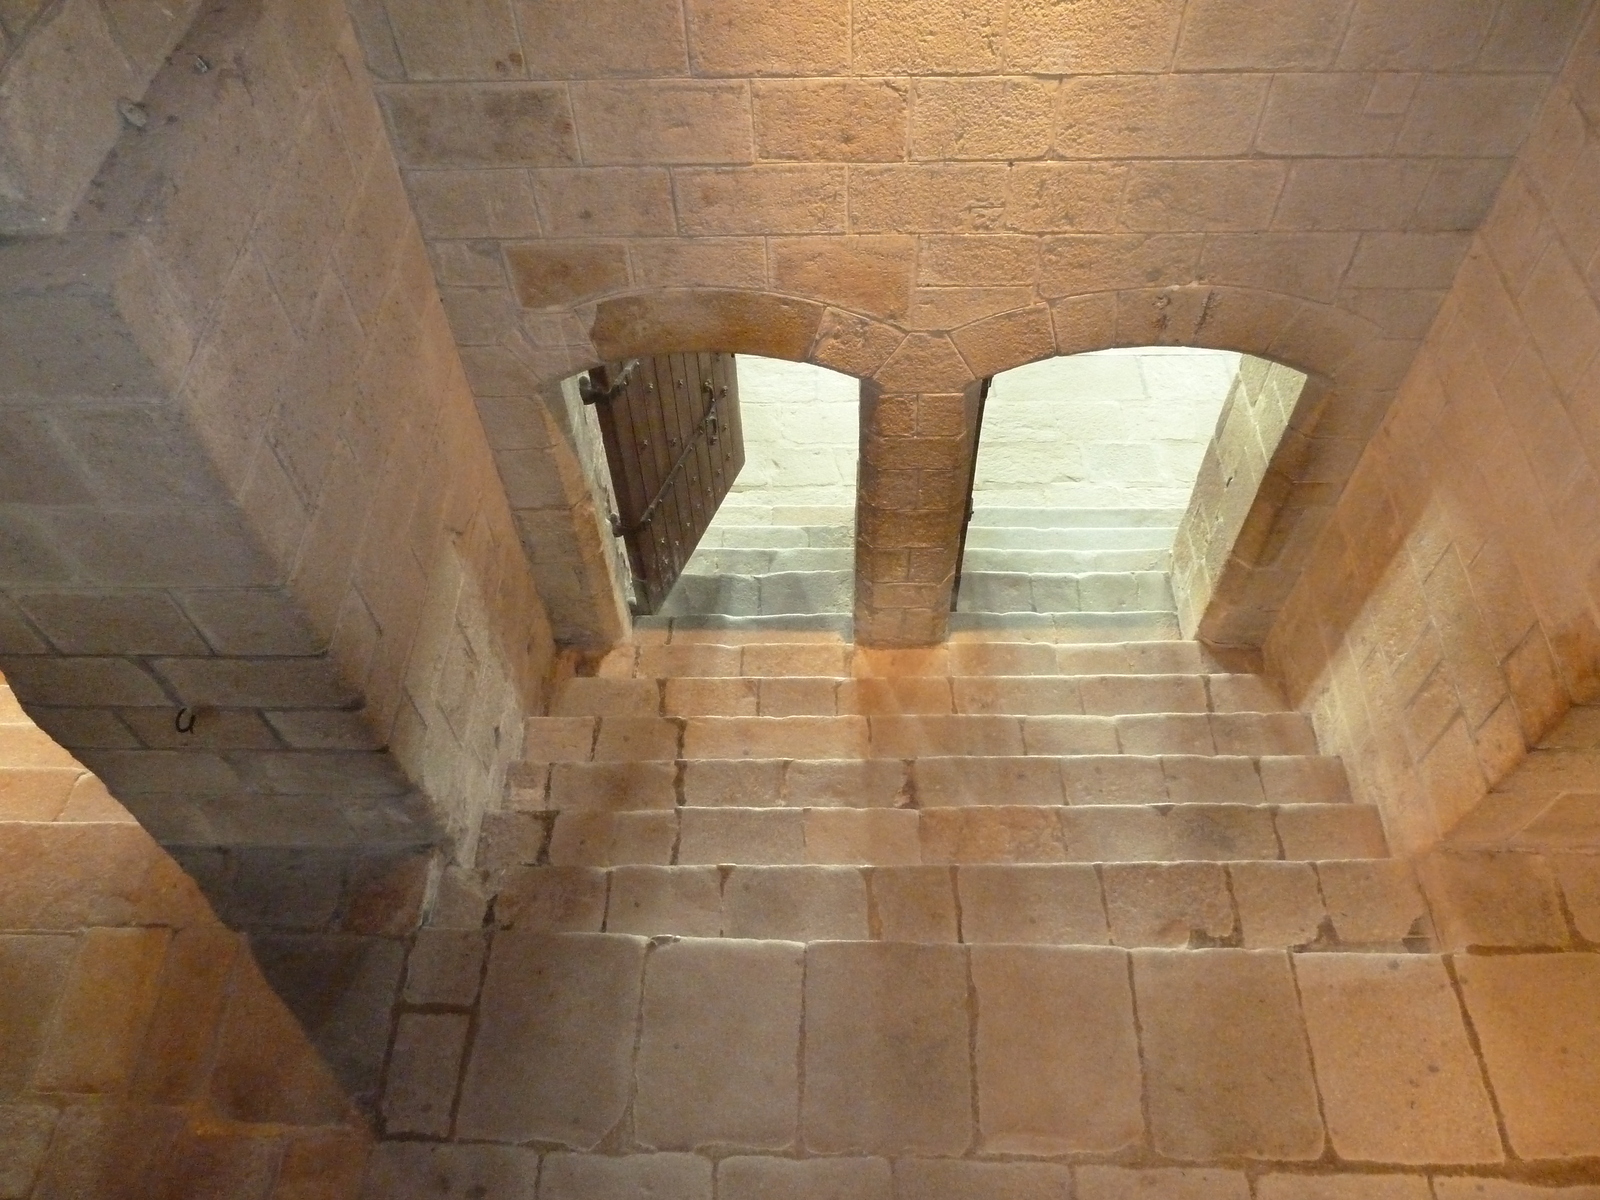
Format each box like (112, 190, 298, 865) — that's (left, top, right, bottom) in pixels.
(523, 284, 1403, 647)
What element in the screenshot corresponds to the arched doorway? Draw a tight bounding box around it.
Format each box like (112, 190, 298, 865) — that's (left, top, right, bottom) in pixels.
(955, 348, 1308, 639)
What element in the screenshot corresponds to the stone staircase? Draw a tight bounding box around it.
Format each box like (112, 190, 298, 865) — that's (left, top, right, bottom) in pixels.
(953, 506, 1183, 638)
(485, 635, 1406, 946)
(649, 505, 1186, 643)
(371, 632, 1600, 1187)
(653, 503, 855, 627)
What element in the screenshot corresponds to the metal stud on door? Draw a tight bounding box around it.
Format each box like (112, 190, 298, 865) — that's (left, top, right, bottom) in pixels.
(581, 352, 745, 614)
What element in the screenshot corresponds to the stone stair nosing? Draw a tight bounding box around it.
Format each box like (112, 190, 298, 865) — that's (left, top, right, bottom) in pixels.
(463, 857, 1435, 952)
(518, 711, 1324, 763)
(552, 670, 1291, 718)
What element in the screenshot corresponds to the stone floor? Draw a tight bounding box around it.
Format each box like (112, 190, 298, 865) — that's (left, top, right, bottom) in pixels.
(355, 631, 1600, 1199)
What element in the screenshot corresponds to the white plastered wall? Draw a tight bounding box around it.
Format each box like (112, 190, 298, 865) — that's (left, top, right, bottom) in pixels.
(973, 348, 1242, 511)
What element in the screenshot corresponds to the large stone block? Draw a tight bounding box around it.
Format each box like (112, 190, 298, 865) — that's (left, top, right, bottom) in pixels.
(675, 165, 847, 235)
(0, 0, 137, 233)
(540, 1153, 711, 1200)
(360, 1143, 540, 1200)
(1455, 952, 1600, 1159)
(686, 0, 849, 75)
(971, 944, 1143, 1153)
(1004, 0, 1184, 71)
(910, 78, 1056, 161)
(1295, 954, 1500, 1164)
(802, 942, 971, 1154)
(405, 169, 542, 238)
(572, 81, 754, 165)
(1056, 75, 1270, 159)
(504, 242, 630, 309)
(769, 235, 915, 319)
(515, 0, 688, 78)
(753, 79, 907, 162)
(853, 0, 1003, 73)
(455, 932, 646, 1147)
(531, 168, 676, 238)
(591, 291, 824, 362)
(379, 84, 579, 168)
(848, 164, 1009, 233)
(1134, 949, 1324, 1160)
(1176, 0, 1353, 69)
(635, 938, 803, 1149)
(718, 1156, 891, 1200)
(382, 0, 522, 79)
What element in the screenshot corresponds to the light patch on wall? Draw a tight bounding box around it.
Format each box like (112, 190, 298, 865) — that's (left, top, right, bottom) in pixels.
(972, 348, 1242, 513)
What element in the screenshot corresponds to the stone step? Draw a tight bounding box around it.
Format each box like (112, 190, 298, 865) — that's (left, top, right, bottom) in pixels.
(960, 546, 1172, 572)
(964, 526, 1177, 551)
(477, 859, 1428, 950)
(686, 547, 1175, 575)
(967, 506, 1188, 529)
(484, 802, 1387, 869)
(956, 570, 1176, 614)
(512, 754, 1350, 812)
(631, 613, 855, 636)
(658, 570, 853, 617)
(946, 610, 1184, 639)
(601, 638, 1258, 678)
(554, 672, 1289, 718)
(705, 503, 856, 526)
(698, 524, 853, 549)
(385, 928, 1573, 1173)
(684, 546, 853, 574)
(523, 712, 1321, 763)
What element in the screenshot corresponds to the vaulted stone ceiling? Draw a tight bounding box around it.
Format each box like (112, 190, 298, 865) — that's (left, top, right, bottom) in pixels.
(346, 0, 1593, 644)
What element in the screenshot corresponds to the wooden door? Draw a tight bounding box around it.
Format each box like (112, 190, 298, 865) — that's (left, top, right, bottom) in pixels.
(581, 352, 745, 614)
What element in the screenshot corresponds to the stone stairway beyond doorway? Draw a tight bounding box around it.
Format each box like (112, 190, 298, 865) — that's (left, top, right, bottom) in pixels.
(357, 628, 1600, 1192)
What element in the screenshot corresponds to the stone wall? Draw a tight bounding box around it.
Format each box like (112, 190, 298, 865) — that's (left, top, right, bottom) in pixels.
(0, 0, 555, 864)
(729, 355, 862, 511)
(975, 348, 1240, 511)
(1172, 356, 1312, 638)
(0, 0, 200, 232)
(1266, 18, 1600, 852)
(0, 668, 374, 1196)
(343, 0, 1587, 646)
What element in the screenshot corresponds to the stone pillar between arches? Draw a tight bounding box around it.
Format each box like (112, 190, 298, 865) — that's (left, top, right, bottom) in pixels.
(853, 384, 984, 647)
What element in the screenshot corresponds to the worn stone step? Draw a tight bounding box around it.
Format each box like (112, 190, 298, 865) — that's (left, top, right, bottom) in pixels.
(658, 570, 854, 618)
(956, 570, 1176, 614)
(600, 638, 1258, 678)
(684, 546, 854, 574)
(704, 504, 856, 526)
(554, 673, 1290, 718)
(522, 711, 1321, 764)
(699, 524, 854, 549)
(392, 926, 1580, 1169)
(631, 613, 856, 636)
(383, 926, 1596, 1173)
(946, 610, 1183, 639)
(511, 754, 1349, 814)
(960, 546, 1172, 573)
(963, 526, 1177, 551)
(967, 506, 1187, 529)
(480, 802, 1387, 869)
(475, 859, 1429, 950)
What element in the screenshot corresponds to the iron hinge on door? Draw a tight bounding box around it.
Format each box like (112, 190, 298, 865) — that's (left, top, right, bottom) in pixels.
(579, 359, 639, 406)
